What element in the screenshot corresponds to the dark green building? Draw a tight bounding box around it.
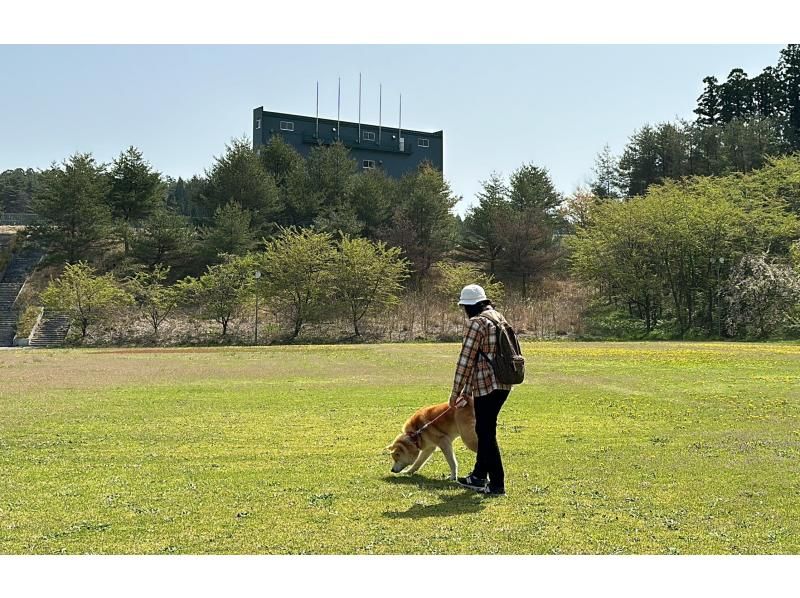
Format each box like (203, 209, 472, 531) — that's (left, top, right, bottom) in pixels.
(253, 107, 443, 178)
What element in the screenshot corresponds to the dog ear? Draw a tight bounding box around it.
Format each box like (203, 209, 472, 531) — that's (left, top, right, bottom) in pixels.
(384, 444, 394, 452)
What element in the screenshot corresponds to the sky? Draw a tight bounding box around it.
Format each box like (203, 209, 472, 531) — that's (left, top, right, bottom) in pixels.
(0, 44, 786, 214)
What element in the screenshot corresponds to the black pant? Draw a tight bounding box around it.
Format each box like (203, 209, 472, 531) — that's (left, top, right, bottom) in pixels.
(472, 389, 510, 490)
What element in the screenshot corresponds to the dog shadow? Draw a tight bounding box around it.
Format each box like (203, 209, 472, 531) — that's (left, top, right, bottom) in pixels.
(381, 475, 488, 519)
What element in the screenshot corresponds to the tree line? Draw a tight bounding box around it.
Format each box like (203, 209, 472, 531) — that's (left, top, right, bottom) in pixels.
(571, 155, 800, 338)
(591, 45, 800, 199)
(3, 135, 567, 343)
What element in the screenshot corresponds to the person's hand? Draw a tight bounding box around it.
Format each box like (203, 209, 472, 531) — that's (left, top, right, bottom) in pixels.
(448, 393, 459, 408)
(452, 394, 468, 408)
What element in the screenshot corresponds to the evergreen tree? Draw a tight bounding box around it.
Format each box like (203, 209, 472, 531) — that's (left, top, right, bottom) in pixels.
(695, 76, 722, 126)
(508, 163, 562, 218)
(130, 206, 197, 274)
(305, 141, 357, 217)
(778, 44, 800, 150)
(259, 135, 304, 187)
(106, 146, 164, 253)
(719, 68, 754, 123)
(460, 172, 510, 275)
(381, 164, 458, 285)
(348, 168, 395, 238)
(618, 125, 661, 196)
(590, 145, 624, 199)
(752, 66, 784, 120)
(200, 202, 256, 264)
(30, 154, 112, 263)
(202, 137, 280, 228)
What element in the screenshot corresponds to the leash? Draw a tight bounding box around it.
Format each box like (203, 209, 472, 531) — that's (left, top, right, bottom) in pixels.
(407, 398, 468, 447)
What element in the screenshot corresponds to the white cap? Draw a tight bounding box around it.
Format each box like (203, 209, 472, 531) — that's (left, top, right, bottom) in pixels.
(458, 284, 488, 305)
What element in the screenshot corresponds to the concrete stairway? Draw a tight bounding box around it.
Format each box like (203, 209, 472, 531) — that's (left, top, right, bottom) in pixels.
(0, 248, 44, 346)
(2, 249, 42, 283)
(28, 311, 70, 348)
(0, 282, 23, 345)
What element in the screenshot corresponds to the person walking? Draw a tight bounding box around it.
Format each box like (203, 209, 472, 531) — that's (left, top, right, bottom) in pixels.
(449, 284, 514, 496)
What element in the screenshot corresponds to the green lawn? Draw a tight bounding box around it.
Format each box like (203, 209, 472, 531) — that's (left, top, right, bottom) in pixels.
(1, 342, 799, 554)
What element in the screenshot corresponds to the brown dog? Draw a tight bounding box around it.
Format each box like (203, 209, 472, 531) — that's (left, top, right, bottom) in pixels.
(387, 397, 478, 480)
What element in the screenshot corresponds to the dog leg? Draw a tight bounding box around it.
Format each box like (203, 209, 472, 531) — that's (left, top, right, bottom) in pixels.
(406, 446, 435, 475)
(438, 440, 458, 480)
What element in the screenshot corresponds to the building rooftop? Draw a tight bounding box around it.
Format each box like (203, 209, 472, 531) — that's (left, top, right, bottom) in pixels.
(257, 107, 443, 138)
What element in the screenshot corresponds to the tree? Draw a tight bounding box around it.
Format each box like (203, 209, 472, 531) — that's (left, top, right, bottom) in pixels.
(127, 264, 180, 338)
(569, 171, 800, 337)
(200, 202, 256, 264)
(459, 172, 510, 275)
(560, 187, 601, 231)
(305, 141, 357, 214)
(30, 153, 112, 262)
(177, 256, 253, 337)
(508, 163, 563, 220)
(202, 137, 280, 228)
(348, 168, 395, 238)
(280, 163, 322, 226)
(695, 76, 722, 126)
(258, 227, 338, 339)
(167, 175, 207, 222)
(590, 145, 624, 199)
(618, 125, 665, 197)
(719, 69, 754, 123)
(719, 117, 783, 173)
(778, 44, 800, 150)
(106, 146, 163, 253)
(130, 206, 196, 273)
(40, 261, 132, 339)
(335, 235, 410, 337)
(752, 67, 784, 120)
(259, 135, 304, 187)
(725, 253, 800, 338)
(0, 168, 41, 212)
(497, 208, 561, 297)
(433, 261, 504, 307)
(382, 164, 459, 285)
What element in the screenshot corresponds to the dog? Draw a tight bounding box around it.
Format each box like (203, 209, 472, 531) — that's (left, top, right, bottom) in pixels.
(387, 397, 478, 480)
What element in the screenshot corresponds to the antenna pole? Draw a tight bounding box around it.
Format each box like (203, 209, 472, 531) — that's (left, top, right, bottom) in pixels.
(337, 77, 341, 142)
(315, 81, 319, 138)
(399, 93, 402, 149)
(378, 83, 382, 145)
(358, 73, 362, 142)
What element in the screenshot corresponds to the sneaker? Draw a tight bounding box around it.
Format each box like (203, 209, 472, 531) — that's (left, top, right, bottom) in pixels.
(456, 474, 487, 490)
(479, 486, 506, 497)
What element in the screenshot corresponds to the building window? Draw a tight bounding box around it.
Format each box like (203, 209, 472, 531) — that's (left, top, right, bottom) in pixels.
(280, 121, 295, 131)
(418, 138, 429, 148)
(363, 131, 375, 141)
(362, 160, 375, 170)
(255, 118, 261, 129)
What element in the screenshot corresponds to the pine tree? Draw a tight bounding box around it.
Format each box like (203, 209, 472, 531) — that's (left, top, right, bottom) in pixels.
(30, 154, 112, 262)
(719, 69, 754, 123)
(694, 76, 722, 126)
(752, 66, 784, 120)
(778, 44, 800, 150)
(590, 145, 623, 199)
(107, 146, 164, 253)
(460, 172, 510, 275)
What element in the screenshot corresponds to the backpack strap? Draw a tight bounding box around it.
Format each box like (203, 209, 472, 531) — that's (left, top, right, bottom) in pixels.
(474, 310, 502, 369)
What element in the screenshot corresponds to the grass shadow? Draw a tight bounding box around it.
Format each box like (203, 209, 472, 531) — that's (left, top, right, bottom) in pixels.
(382, 474, 456, 491)
(381, 475, 489, 519)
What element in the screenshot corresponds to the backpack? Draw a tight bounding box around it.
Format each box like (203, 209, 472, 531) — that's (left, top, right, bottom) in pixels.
(477, 310, 525, 385)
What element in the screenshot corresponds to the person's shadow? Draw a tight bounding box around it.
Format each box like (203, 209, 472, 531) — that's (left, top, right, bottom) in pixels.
(381, 475, 488, 519)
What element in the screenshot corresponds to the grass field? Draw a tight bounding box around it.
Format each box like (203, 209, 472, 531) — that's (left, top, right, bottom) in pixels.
(1, 341, 799, 554)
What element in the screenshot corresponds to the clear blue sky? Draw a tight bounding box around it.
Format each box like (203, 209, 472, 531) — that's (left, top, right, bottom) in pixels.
(0, 45, 785, 214)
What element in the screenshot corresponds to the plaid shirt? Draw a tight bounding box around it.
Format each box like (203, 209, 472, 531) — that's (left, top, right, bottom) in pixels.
(450, 309, 513, 401)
